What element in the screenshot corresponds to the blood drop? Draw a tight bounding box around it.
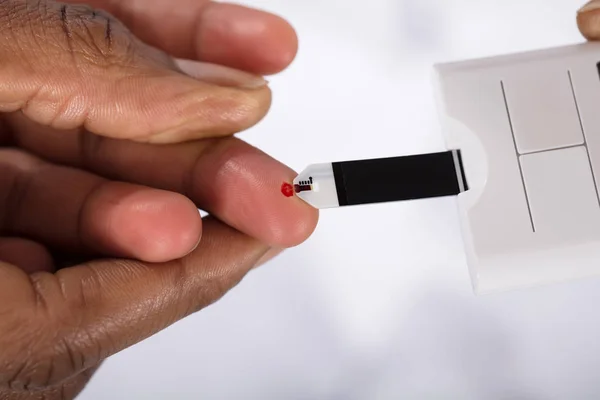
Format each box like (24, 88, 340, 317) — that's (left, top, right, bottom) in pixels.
(281, 182, 294, 198)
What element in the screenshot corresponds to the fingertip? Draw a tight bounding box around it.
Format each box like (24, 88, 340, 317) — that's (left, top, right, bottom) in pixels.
(194, 141, 319, 248)
(83, 183, 202, 263)
(272, 177, 320, 247)
(578, 6, 600, 40)
(256, 12, 299, 74)
(198, 3, 299, 75)
(122, 190, 203, 263)
(250, 176, 319, 248)
(279, 201, 319, 248)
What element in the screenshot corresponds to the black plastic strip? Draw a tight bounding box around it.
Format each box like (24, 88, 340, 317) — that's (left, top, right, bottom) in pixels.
(457, 150, 469, 191)
(332, 151, 465, 207)
(332, 162, 349, 206)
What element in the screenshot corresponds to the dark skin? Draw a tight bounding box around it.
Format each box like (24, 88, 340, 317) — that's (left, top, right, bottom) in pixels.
(0, 0, 317, 398)
(0, 1, 597, 399)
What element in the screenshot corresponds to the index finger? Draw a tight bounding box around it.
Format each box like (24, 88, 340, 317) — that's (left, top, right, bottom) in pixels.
(71, 0, 299, 75)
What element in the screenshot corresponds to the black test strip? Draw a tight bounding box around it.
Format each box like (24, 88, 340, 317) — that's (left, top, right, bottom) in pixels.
(332, 150, 468, 207)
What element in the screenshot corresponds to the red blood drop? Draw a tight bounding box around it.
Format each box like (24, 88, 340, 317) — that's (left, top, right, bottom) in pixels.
(281, 182, 294, 198)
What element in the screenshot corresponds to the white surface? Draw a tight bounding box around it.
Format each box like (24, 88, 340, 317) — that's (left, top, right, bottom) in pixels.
(435, 41, 600, 293)
(521, 146, 600, 234)
(81, 0, 600, 399)
(293, 163, 339, 209)
(506, 67, 583, 154)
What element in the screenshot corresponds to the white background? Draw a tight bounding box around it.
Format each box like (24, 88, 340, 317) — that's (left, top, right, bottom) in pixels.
(82, 0, 600, 398)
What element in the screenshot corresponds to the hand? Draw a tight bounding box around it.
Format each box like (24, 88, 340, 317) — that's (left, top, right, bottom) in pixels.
(0, 1, 318, 399)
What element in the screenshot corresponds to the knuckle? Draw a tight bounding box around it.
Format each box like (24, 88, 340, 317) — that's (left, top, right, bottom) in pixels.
(0, 273, 101, 391)
(18, 275, 81, 389)
(2, 333, 82, 392)
(77, 130, 104, 171)
(0, 310, 55, 391)
(0, 1, 28, 31)
(220, 88, 272, 132)
(150, 258, 200, 319)
(158, 258, 208, 318)
(221, 89, 271, 130)
(52, 3, 132, 66)
(179, 87, 272, 138)
(177, 256, 243, 316)
(0, 1, 138, 72)
(0, 149, 42, 231)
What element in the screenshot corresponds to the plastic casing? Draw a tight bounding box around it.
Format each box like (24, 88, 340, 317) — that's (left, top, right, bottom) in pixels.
(293, 163, 340, 209)
(433, 42, 600, 294)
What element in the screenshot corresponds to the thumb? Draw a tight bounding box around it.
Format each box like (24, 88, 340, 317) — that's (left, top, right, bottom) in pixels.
(0, 218, 268, 390)
(0, 1, 270, 144)
(578, 0, 600, 40)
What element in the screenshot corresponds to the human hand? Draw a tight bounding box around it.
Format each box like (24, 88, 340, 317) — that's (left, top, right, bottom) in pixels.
(0, 1, 318, 398)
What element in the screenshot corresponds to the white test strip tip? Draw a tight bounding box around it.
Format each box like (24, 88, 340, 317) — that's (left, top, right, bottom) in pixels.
(293, 163, 340, 209)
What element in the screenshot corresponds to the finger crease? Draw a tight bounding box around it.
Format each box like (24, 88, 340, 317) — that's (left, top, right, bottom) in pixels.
(23, 84, 44, 116)
(48, 90, 75, 129)
(75, 180, 106, 251)
(183, 139, 221, 202)
(60, 5, 72, 41)
(78, 130, 103, 172)
(0, 116, 15, 146)
(59, 381, 67, 400)
(27, 274, 50, 314)
(59, 336, 79, 374)
(80, 21, 104, 59)
(190, 2, 212, 60)
(3, 162, 39, 231)
(44, 355, 55, 389)
(59, 5, 78, 68)
(75, 264, 104, 308)
(6, 360, 28, 391)
(105, 18, 113, 51)
(80, 321, 102, 363)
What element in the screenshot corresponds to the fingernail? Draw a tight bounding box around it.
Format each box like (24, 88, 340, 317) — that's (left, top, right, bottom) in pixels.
(579, 0, 600, 13)
(175, 59, 267, 89)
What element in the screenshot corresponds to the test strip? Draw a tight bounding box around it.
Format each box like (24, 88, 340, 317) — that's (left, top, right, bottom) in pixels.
(292, 150, 468, 209)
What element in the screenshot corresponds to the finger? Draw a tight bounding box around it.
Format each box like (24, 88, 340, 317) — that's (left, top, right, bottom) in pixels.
(0, 237, 54, 273)
(0, 217, 267, 390)
(12, 123, 319, 247)
(0, 0, 270, 144)
(254, 247, 284, 269)
(578, 1, 600, 40)
(0, 149, 202, 262)
(0, 363, 99, 399)
(67, 0, 298, 75)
